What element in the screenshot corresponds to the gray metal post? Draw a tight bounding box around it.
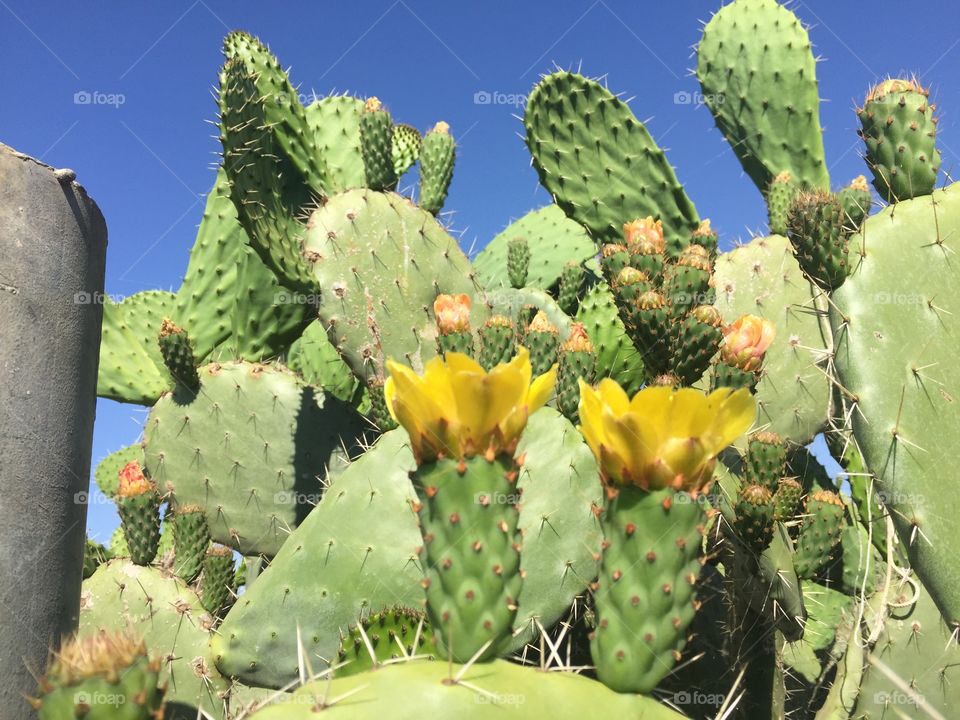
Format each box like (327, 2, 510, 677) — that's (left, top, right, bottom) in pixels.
(0, 143, 107, 716)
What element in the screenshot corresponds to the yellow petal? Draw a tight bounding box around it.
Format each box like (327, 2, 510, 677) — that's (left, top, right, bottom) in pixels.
(617, 411, 658, 480)
(528, 364, 557, 411)
(597, 378, 630, 414)
(667, 388, 713, 438)
(451, 362, 525, 449)
(705, 388, 756, 453)
(577, 380, 606, 461)
(444, 351, 485, 376)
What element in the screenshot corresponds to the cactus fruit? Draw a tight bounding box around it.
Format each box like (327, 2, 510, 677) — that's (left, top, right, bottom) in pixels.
(735, 484, 776, 553)
(115, 461, 161, 566)
(200, 544, 236, 616)
(157, 318, 199, 391)
(171, 505, 209, 583)
(335, 607, 435, 677)
(600, 243, 630, 280)
(697, 0, 829, 194)
(556, 324, 596, 423)
(773, 477, 802, 521)
(857, 78, 941, 203)
(391, 123, 422, 178)
(663, 244, 713, 316)
(793, 490, 845, 580)
(94, 444, 143, 498)
(144, 360, 366, 556)
(690, 219, 718, 259)
(624, 217, 667, 279)
(525, 72, 699, 251)
(787, 189, 850, 290)
(419, 121, 455, 215)
(630, 290, 672, 376)
(744, 431, 788, 491)
(557, 261, 584, 315)
(837, 175, 872, 232)
(767, 171, 796, 236)
(434, 294, 475, 357)
(507, 237, 530, 289)
(478, 316, 515, 371)
(31, 630, 165, 720)
(669, 305, 723, 386)
(524, 311, 561, 376)
(359, 97, 397, 191)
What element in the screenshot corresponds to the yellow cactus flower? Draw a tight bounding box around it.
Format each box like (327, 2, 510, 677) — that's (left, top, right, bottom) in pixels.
(117, 461, 155, 497)
(623, 217, 664, 254)
(721, 315, 776, 372)
(578, 379, 755, 492)
(385, 347, 557, 463)
(433, 293, 471, 334)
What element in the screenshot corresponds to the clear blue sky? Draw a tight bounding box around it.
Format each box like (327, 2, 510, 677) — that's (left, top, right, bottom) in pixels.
(3, 1, 957, 542)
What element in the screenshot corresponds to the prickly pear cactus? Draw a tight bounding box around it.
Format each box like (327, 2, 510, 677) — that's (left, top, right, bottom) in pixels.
(524, 71, 699, 251)
(143, 360, 366, 556)
(831, 182, 960, 629)
(301, 188, 484, 380)
(575, 282, 645, 394)
(335, 606, 435, 677)
(697, 0, 830, 194)
(305, 94, 366, 192)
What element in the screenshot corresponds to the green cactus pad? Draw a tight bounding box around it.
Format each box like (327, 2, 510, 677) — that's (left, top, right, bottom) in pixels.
(305, 95, 366, 192)
(557, 262, 585, 315)
(477, 317, 516, 371)
(855, 580, 960, 719)
(82, 538, 109, 579)
(200, 544, 236, 616)
(158, 320, 200, 390)
(244, 659, 686, 719)
(858, 78, 941, 203)
(301, 188, 483, 381)
(97, 291, 175, 405)
(210, 429, 424, 689)
(335, 607, 435, 678)
(735, 484, 775, 553)
(838, 176, 872, 232)
(831, 183, 960, 628)
(437, 329, 474, 358)
(772, 477, 802, 521)
(767, 172, 797, 237)
(712, 235, 830, 444)
(575, 282, 645, 394)
(697, 0, 830, 194)
(143, 360, 365, 556)
(745, 432, 788, 491)
(787, 189, 850, 290)
(592, 487, 707, 693)
(116, 488, 161, 567)
(392, 123, 422, 179)
(524, 71, 699, 252)
(507, 237, 530, 289)
(793, 490, 845, 580)
(80, 559, 229, 719)
(171, 505, 210, 583)
(285, 320, 359, 403)
(556, 346, 595, 423)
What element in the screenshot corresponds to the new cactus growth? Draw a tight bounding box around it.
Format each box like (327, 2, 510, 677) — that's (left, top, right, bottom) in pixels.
(200, 544, 236, 616)
(418, 121, 455, 215)
(477, 316, 516, 371)
(793, 490, 845, 580)
(579, 381, 755, 693)
(335, 607, 435, 677)
(524, 311, 560, 376)
(156, 318, 199, 391)
(766, 171, 796, 236)
(735, 484, 775, 553)
(384, 349, 556, 661)
(115, 461, 161, 567)
(772, 477, 802, 521)
(359, 97, 397, 191)
(507, 237, 530, 289)
(858, 78, 941, 202)
(556, 323, 596, 423)
(171, 505, 209, 583)
(837, 175, 872, 231)
(31, 630, 165, 720)
(787, 189, 850, 290)
(557, 261, 584, 315)
(391, 123, 422, 178)
(624, 217, 666, 279)
(744, 431, 788, 491)
(434, 293, 474, 357)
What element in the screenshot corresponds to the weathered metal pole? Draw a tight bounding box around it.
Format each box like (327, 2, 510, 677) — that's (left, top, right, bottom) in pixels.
(0, 143, 107, 717)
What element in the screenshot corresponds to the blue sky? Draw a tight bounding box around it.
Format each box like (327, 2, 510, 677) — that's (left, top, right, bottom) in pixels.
(3, 1, 957, 541)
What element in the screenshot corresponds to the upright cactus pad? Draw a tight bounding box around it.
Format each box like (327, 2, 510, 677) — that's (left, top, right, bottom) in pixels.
(477, 316, 515, 371)
(507, 237, 530, 289)
(412, 455, 523, 662)
(697, 0, 830, 194)
(115, 461, 161, 567)
(301, 188, 483, 381)
(735, 484, 775, 553)
(32, 630, 164, 720)
(744, 431, 787, 491)
(473, 205, 596, 291)
(305, 95, 366, 192)
(787, 190, 849, 290)
(418, 121, 456, 215)
(557, 262, 585, 315)
(359, 97, 397, 191)
(524, 311, 561, 376)
(556, 324, 596, 423)
(524, 71, 699, 250)
(171, 505, 209, 583)
(831, 183, 960, 628)
(575, 283, 645, 394)
(157, 319, 199, 390)
(767, 171, 796, 237)
(793, 490, 845, 580)
(144, 361, 366, 556)
(591, 487, 707, 693)
(837, 175, 872, 232)
(200, 544, 236, 616)
(391, 123, 422, 178)
(858, 78, 941, 203)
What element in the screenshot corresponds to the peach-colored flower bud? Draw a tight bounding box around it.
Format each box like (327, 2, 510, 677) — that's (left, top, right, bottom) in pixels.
(117, 461, 155, 498)
(433, 294, 471, 334)
(561, 323, 593, 353)
(721, 315, 776, 372)
(623, 217, 664, 254)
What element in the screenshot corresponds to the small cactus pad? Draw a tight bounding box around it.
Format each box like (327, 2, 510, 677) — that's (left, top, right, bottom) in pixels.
(144, 360, 366, 556)
(335, 607, 435, 677)
(697, 0, 830, 194)
(524, 71, 699, 251)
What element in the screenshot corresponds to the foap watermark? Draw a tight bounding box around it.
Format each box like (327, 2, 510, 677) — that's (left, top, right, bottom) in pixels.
(274, 291, 321, 306)
(74, 290, 135, 305)
(274, 490, 322, 506)
(74, 90, 125, 108)
(74, 691, 125, 708)
(73, 490, 117, 507)
(474, 90, 527, 108)
(474, 491, 521, 506)
(873, 690, 922, 707)
(672, 690, 726, 708)
(873, 291, 926, 306)
(475, 691, 525, 706)
(673, 90, 723, 107)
